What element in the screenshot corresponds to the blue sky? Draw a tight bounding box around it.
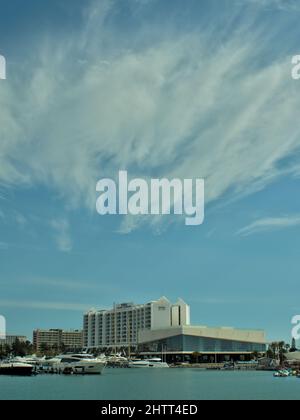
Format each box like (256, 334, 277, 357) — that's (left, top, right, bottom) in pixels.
(1, 0, 300, 343)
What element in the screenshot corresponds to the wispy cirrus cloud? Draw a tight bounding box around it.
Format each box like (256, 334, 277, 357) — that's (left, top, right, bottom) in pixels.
(237, 215, 300, 236)
(14, 212, 27, 227)
(24, 277, 119, 293)
(0, 299, 96, 312)
(50, 219, 72, 252)
(1, 1, 300, 232)
(245, 0, 300, 11)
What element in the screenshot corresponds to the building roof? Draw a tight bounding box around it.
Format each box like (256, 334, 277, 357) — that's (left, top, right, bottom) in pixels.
(139, 325, 266, 345)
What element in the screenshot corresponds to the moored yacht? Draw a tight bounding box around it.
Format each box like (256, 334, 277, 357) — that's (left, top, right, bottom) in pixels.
(129, 358, 169, 368)
(0, 362, 34, 376)
(13, 355, 45, 366)
(49, 353, 106, 375)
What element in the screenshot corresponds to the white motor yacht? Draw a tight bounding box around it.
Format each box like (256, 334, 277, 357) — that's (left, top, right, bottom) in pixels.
(129, 358, 169, 368)
(106, 354, 128, 363)
(49, 353, 106, 374)
(0, 361, 34, 376)
(13, 355, 45, 366)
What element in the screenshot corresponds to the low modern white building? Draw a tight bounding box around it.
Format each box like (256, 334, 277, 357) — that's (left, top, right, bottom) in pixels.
(138, 325, 267, 362)
(83, 297, 190, 350)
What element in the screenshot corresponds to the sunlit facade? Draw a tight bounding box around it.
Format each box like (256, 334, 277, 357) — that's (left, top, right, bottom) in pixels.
(138, 326, 267, 362)
(83, 297, 190, 350)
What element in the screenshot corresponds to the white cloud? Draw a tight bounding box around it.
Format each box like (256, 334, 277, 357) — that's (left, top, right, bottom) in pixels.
(244, 0, 300, 11)
(14, 212, 27, 227)
(0, 299, 94, 312)
(237, 215, 300, 236)
(50, 219, 72, 252)
(24, 276, 118, 293)
(1, 2, 300, 231)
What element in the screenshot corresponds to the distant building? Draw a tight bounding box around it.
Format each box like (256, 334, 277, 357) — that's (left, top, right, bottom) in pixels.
(138, 325, 267, 363)
(83, 297, 190, 350)
(0, 335, 27, 347)
(33, 329, 83, 352)
(62, 330, 84, 349)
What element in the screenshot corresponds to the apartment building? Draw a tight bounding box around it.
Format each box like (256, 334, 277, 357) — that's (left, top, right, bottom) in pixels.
(33, 329, 83, 352)
(0, 335, 27, 347)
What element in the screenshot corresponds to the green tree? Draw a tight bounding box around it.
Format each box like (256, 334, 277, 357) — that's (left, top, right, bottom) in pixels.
(39, 343, 50, 356)
(251, 351, 260, 360)
(191, 352, 202, 364)
(278, 341, 287, 364)
(291, 338, 297, 352)
(11, 339, 34, 357)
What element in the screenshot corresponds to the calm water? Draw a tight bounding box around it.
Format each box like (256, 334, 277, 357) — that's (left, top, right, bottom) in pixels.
(0, 369, 299, 400)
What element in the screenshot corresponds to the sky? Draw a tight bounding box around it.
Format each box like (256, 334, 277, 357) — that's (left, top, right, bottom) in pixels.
(0, 0, 300, 343)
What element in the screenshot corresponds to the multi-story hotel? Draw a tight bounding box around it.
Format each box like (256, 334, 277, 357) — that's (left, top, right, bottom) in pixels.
(83, 297, 267, 362)
(83, 297, 190, 350)
(33, 329, 83, 352)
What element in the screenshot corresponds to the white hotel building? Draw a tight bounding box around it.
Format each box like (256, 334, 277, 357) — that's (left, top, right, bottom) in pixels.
(83, 297, 266, 362)
(83, 297, 190, 350)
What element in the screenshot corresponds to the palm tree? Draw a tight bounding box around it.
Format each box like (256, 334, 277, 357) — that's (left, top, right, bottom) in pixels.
(251, 351, 259, 360)
(269, 342, 278, 359)
(279, 341, 286, 362)
(191, 352, 202, 364)
(268, 341, 286, 361)
(40, 343, 50, 356)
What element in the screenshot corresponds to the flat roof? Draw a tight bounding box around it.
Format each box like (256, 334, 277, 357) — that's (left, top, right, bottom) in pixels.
(139, 351, 258, 355)
(139, 325, 266, 345)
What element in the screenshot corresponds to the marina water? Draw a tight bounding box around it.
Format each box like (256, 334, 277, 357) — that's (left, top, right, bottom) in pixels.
(0, 369, 300, 400)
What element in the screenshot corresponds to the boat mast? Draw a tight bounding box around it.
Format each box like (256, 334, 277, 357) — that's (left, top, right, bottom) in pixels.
(127, 310, 131, 359)
(114, 302, 117, 358)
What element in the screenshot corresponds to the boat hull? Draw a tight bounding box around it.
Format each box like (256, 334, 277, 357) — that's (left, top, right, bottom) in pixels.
(129, 361, 169, 368)
(60, 362, 106, 375)
(148, 362, 169, 368)
(129, 362, 150, 368)
(0, 364, 33, 376)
